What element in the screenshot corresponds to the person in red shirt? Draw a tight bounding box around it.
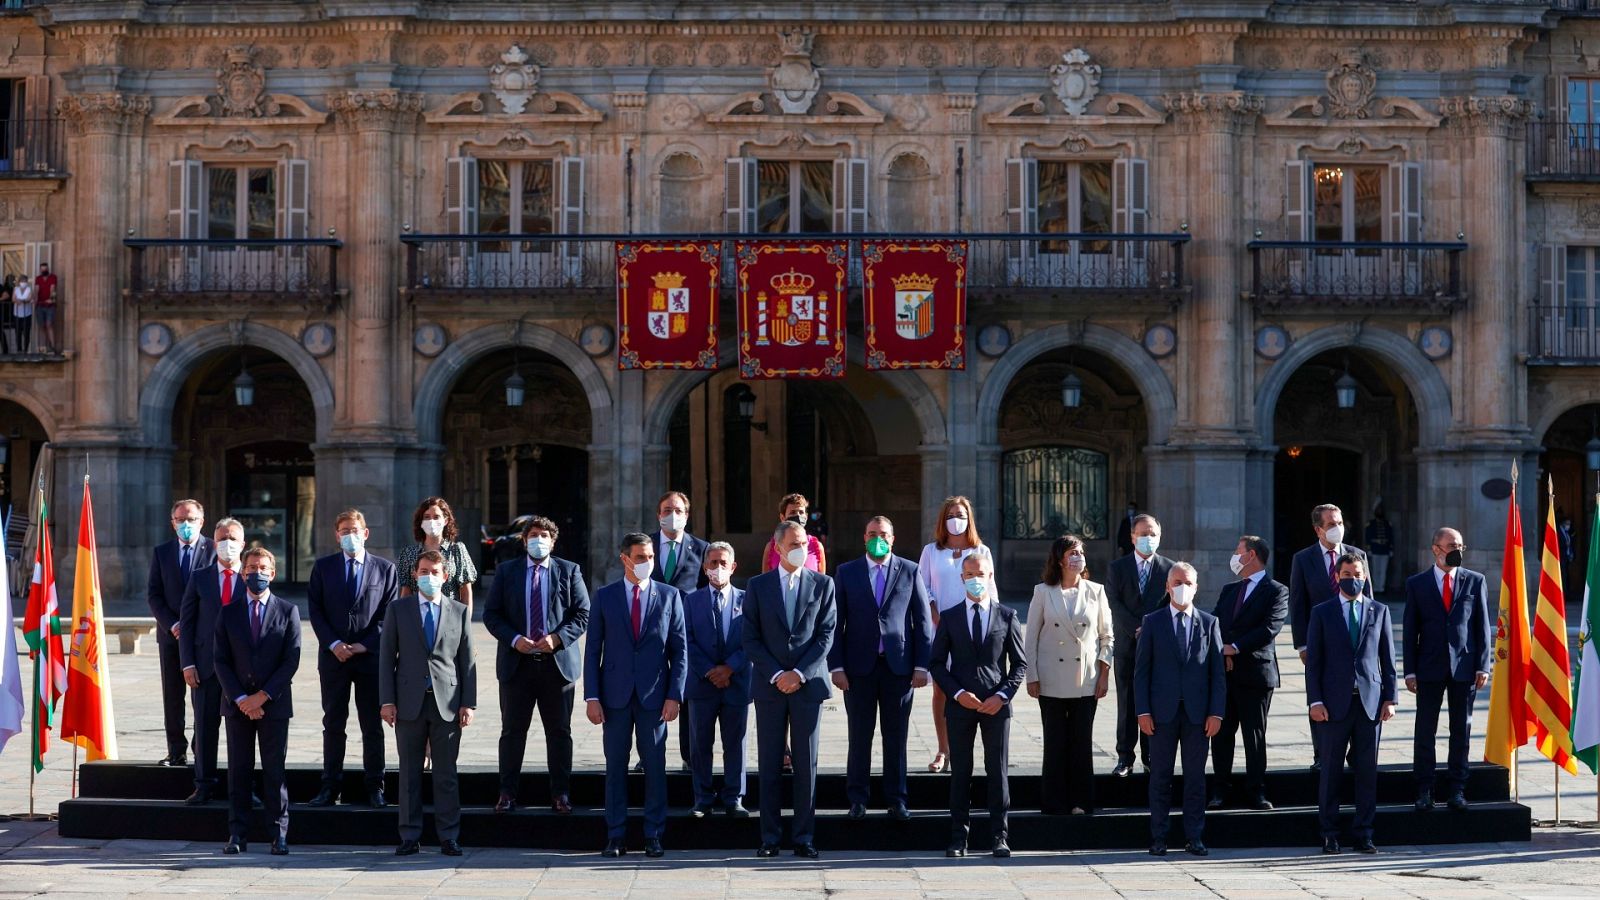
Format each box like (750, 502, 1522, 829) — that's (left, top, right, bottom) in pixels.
(34, 263, 57, 354)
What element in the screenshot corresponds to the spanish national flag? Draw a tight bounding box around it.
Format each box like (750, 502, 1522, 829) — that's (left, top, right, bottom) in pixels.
(1525, 478, 1576, 774)
(1484, 464, 1533, 781)
(58, 478, 117, 761)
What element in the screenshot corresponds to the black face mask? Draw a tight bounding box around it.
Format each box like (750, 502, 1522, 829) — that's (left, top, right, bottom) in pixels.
(1443, 548, 1463, 568)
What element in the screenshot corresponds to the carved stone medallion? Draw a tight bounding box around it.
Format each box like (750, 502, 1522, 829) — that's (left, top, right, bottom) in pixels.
(490, 44, 542, 115)
(215, 45, 275, 118)
(1050, 49, 1102, 117)
(1326, 51, 1377, 120)
(769, 29, 822, 115)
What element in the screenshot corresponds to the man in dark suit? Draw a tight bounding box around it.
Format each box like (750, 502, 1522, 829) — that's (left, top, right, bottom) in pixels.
(584, 533, 688, 858)
(930, 549, 1026, 859)
(482, 514, 591, 815)
(829, 515, 933, 820)
(1136, 562, 1226, 857)
(1288, 503, 1370, 771)
(1307, 553, 1398, 854)
(214, 548, 301, 856)
(1403, 526, 1491, 812)
(683, 542, 751, 817)
(147, 498, 214, 767)
(743, 519, 836, 860)
(306, 508, 398, 808)
(380, 549, 476, 857)
(1210, 534, 1289, 811)
(1104, 513, 1173, 776)
(650, 490, 709, 770)
(179, 517, 245, 805)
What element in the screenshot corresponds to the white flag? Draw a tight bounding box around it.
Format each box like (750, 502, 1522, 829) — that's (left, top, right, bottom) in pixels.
(0, 508, 22, 756)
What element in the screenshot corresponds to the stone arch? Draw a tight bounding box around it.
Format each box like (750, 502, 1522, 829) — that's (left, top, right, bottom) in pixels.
(1254, 325, 1451, 449)
(413, 322, 614, 447)
(1531, 388, 1600, 442)
(140, 322, 335, 446)
(0, 384, 59, 439)
(977, 322, 1176, 447)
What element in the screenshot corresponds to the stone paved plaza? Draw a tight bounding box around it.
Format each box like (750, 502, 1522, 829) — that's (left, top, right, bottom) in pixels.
(3, 602, 1598, 898)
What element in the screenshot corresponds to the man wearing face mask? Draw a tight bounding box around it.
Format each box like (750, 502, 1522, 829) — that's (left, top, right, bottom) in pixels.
(683, 543, 752, 817)
(1209, 535, 1288, 811)
(1288, 503, 1370, 772)
(744, 519, 837, 859)
(179, 518, 252, 806)
(1136, 563, 1225, 857)
(584, 533, 687, 858)
(649, 491, 709, 771)
(1105, 513, 1173, 777)
(829, 516, 934, 821)
(214, 549, 301, 856)
(1306, 554, 1398, 854)
(147, 499, 214, 768)
(483, 515, 591, 815)
(1403, 527, 1490, 813)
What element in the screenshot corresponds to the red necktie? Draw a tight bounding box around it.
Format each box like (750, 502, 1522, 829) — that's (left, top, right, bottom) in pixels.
(631, 585, 642, 639)
(1442, 571, 1453, 613)
(222, 570, 235, 606)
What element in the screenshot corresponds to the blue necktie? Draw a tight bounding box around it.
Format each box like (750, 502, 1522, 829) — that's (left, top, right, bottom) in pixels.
(179, 545, 192, 585)
(712, 591, 726, 662)
(346, 557, 357, 601)
(423, 602, 437, 687)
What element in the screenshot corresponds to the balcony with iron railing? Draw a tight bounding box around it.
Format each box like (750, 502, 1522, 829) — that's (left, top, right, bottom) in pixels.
(1552, 0, 1600, 13)
(124, 238, 343, 308)
(1527, 121, 1600, 182)
(0, 118, 67, 178)
(399, 232, 1191, 305)
(1529, 301, 1600, 364)
(1246, 241, 1467, 313)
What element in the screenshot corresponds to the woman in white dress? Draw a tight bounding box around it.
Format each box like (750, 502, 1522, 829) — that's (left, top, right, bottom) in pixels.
(1025, 534, 1113, 815)
(917, 495, 983, 773)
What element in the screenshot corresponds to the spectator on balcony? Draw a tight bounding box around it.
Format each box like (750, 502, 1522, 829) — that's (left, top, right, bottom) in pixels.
(10, 274, 30, 354)
(0, 275, 12, 355)
(34, 262, 56, 354)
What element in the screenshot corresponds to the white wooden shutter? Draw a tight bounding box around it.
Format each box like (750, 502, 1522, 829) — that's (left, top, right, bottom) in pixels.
(1538, 243, 1567, 357)
(445, 156, 479, 234)
(725, 157, 757, 233)
(21, 76, 49, 172)
(276, 159, 309, 289)
(23, 242, 51, 280)
(832, 157, 868, 232)
(1006, 158, 1039, 283)
(168, 159, 203, 288)
(558, 155, 585, 278)
(1386, 161, 1423, 294)
(1285, 160, 1311, 241)
(1112, 157, 1149, 278)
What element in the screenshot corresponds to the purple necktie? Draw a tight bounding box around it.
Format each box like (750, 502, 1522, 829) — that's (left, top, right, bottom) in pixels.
(1233, 580, 1250, 618)
(528, 563, 546, 641)
(873, 564, 887, 654)
(250, 600, 263, 644)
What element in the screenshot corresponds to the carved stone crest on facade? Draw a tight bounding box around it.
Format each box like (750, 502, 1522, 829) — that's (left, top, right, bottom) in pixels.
(1326, 51, 1377, 119)
(214, 45, 276, 118)
(1049, 49, 1102, 117)
(769, 29, 822, 115)
(490, 44, 542, 115)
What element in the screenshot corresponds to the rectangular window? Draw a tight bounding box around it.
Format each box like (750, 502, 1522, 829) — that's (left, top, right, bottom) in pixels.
(755, 160, 833, 233)
(1567, 246, 1599, 329)
(1312, 164, 1383, 245)
(1036, 161, 1113, 254)
(204, 165, 276, 241)
(478, 159, 554, 252)
(1570, 78, 1600, 149)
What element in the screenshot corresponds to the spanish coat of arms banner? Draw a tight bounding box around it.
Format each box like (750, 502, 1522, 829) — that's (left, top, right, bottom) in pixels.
(616, 240, 721, 370)
(735, 240, 848, 379)
(861, 239, 968, 370)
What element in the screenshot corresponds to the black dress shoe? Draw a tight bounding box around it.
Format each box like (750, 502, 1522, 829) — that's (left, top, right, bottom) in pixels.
(848, 803, 866, 820)
(726, 803, 751, 817)
(395, 840, 421, 856)
(945, 844, 966, 858)
(307, 787, 338, 807)
(632, 759, 645, 773)
(1322, 838, 1341, 854)
(1415, 790, 1435, 812)
(1250, 796, 1274, 811)
(793, 842, 820, 859)
(440, 839, 463, 857)
(602, 839, 626, 858)
(644, 838, 664, 858)
(1448, 792, 1469, 812)
(251, 793, 263, 810)
(691, 804, 711, 818)
(1113, 764, 1132, 778)
(184, 788, 212, 806)
(992, 838, 1011, 858)
(756, 843, 780, 858)
(368, 788, 387, 808)
(1186, 840, 1209, 857)
(159, 754, 188, 768)
(888, 804, 910, 821)
(1354, 838, 1377, 854)
(1207, 795, 1225, 810)
(1309, 761, 1322, 773)
(270, 837, 289, 856)
(223, 839, 245, 855)
(1149, 842, 1167, 856)
(494, 792, 517, 814)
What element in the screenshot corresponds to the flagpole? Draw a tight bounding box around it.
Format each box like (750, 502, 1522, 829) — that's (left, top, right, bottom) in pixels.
(1556, 762, 1562, 825)
(71, 740, 77, 800)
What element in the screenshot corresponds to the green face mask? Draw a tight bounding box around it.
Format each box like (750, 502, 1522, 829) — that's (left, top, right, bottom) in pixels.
(866, 536, 890, 559)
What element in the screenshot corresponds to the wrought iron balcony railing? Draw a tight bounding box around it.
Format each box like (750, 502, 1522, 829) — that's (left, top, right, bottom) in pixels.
(125, 238, 342, 306)
(1529, 302, 1600, 364)
(1527, 121, 1600, 181)
(1246, 241, 1466, 312)
(400, 232, 1191, 300)
(0, 118, 67, 178)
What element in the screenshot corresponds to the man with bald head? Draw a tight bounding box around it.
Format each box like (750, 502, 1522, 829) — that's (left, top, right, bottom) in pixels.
(1402, 526, 1490, 813)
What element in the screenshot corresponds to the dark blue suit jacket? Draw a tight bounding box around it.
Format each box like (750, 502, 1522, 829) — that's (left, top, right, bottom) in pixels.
(583, 579, 687, 710)
(1288, 542, 1370, 648)
(929, 601, 1027, 717)
(741, 566, 837, 704)
(147, 537, 215, 634)
(684, 585, 750, 702)
(827, 554, 933, 677)
(1134, 606, 1227, 724)
(179, 562, 243, 679)
(482, 555, 590, 683)
(1305, 595, 1398, 721)
(306, 551, 398, 674)
(1402, 567, 1492, 683)
(213, 592, 301, 720)
(1105, 551, 1174, 651)
(649, 530, 710, 596)
(1212, 576, 1289, 690)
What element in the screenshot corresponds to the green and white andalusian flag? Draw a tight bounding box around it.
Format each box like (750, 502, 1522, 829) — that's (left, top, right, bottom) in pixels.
(1574, 502, 1600, 774)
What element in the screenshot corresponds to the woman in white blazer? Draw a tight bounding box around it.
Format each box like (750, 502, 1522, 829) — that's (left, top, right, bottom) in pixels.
(1025, 534, 1113, 815)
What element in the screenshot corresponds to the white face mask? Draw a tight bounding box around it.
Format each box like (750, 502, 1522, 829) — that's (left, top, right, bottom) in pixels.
(1065, 553, 1086, 572)
(1323, 524, 1345, 546)
(216, 539, 243, 564)
(659, 513, 687, 534)
(784, 545, 808, 569)
(1170, 583, 1196, 609)
(421, 518, 445, 538)
(945, 516, 969, 536)
(706, 564, 731, 588)
(631, 560, 654, 582)
(526, 536, 552, 560)
(1228, 554, 1244, 576)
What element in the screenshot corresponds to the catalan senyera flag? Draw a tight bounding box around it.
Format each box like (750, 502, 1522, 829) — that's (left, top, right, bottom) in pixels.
(1484, 467, 1534, 777)
(1525, 479, 1577, 774)
(1574, 497, 1600, 774)
(59, 479, 117, 761)
(21, 486, 65, 773)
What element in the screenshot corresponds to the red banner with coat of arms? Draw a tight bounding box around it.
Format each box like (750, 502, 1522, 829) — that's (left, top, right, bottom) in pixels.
(735, 240, 848, 379)
(616, 241, 721, 370)
(862, 239, 967, 370)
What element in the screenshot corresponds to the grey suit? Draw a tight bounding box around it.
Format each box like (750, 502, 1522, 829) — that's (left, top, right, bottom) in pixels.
(379, 596, 477, 843)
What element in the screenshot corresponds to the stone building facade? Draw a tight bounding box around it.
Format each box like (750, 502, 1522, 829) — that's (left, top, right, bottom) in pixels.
(0, 0, 1596, 605)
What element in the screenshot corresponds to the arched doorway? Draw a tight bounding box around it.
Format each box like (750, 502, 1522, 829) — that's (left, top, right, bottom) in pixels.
(1539, 403, 1600, 593)
(0, 398, 48, 594)
(170, 347, 318, 583)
